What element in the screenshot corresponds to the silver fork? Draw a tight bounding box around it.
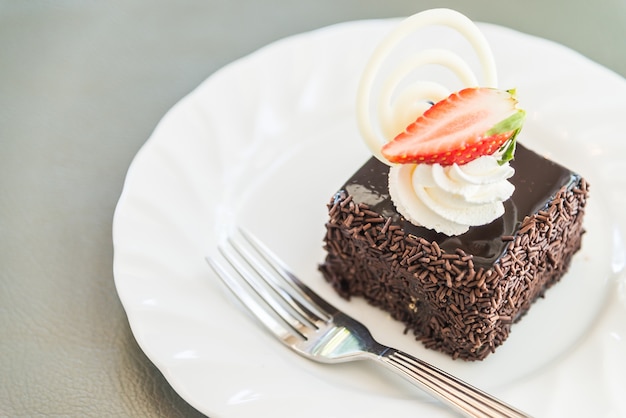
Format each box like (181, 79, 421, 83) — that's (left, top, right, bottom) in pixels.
(206, 228, 531, 418)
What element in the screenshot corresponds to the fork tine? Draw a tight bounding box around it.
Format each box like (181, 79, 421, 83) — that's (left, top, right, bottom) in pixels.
(227, 233, 325, 329)
(207, 239, 309, 341)
(205, 253, 297, 342)
(238, 228, 337, 321)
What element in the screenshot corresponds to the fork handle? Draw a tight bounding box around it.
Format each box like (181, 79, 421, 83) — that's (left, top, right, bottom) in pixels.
(378, 349, 531, 418)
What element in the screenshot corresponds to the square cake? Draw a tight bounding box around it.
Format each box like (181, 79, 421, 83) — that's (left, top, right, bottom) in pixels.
(319, 9, 590, 360)
(319, 143, 588, 360)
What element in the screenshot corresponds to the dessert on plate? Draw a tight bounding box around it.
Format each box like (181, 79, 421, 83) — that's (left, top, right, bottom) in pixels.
(319, 9, 589, 361)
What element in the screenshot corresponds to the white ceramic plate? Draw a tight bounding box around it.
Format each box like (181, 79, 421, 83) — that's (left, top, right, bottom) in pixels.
(113, 19, 626, 417)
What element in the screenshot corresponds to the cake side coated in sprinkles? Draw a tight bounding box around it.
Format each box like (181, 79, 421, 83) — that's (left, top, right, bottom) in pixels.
(320, 144, 589, 360)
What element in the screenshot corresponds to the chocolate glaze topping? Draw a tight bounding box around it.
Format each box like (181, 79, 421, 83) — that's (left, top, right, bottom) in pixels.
(341, 143, 579, 267)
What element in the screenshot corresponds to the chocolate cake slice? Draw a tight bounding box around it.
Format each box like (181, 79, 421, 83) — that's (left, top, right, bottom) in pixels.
(319, 143, 589, 360)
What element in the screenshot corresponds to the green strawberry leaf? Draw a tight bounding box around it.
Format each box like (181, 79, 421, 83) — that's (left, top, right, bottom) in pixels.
(489, 101, 525, 166)
(497, 129, 519, 165)
(486, 109, 526, 136)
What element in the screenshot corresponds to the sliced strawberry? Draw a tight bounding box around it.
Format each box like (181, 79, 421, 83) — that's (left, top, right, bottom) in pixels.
(381, 87, 525, 166)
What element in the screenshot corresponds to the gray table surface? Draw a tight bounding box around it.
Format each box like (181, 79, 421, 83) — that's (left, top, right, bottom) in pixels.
(2, 1, 625, 416)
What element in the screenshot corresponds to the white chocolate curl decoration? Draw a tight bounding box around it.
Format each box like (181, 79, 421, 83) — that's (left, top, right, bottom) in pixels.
(356, 9, 514, 235)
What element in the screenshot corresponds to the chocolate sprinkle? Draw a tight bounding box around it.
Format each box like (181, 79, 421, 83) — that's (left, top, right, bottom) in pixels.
(319, 146, 590, 361)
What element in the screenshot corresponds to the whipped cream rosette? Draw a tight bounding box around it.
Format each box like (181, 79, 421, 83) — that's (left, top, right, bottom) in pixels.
(357, 8, 525, 235)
